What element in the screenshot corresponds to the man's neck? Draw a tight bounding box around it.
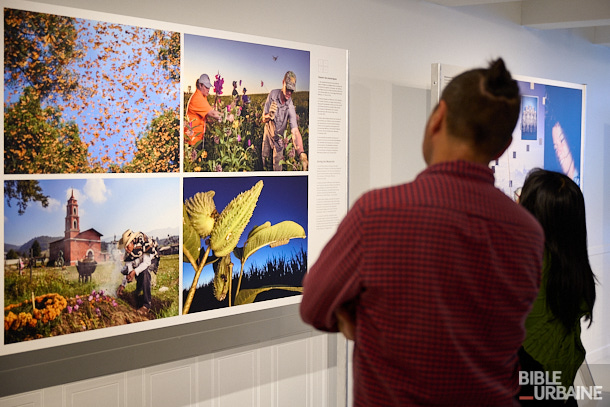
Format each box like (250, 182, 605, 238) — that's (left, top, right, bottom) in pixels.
(429, 134, 491, 166)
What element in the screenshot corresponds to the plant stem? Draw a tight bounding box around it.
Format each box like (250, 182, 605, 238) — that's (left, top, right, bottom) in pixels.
(235, 263, 245, 302)
(182, 245, 210, 314)
(228, 272, 232, 307)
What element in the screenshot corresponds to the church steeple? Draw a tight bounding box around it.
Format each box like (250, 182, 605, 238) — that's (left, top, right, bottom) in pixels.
(65, 189, 80, 239)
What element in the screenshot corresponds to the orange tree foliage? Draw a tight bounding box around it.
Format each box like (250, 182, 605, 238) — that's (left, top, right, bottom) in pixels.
(4, 8, 82, 101)
(4, 87, 89, 174)
(4, 8, 180, 173)
(4, 9, 89, 174)
(153, 30, 180, 82)
(120, 109, 180, 173)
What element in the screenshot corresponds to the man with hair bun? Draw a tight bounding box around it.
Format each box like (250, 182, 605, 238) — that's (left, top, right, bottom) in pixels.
(301, 59, 545, 406)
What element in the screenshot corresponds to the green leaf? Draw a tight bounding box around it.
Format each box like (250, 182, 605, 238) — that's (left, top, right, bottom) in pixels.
(234, 286, 303, 305)
(183, 205, 201, 266)
(233, 246, 244, 260)
(213, 254, 233, 301)
(240, 221, 306, 263)
(210, 180, 263, 257)
(246, 222, 271, 239)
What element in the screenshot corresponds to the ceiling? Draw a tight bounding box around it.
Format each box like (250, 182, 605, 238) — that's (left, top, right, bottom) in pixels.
(423, 0, 610, 47)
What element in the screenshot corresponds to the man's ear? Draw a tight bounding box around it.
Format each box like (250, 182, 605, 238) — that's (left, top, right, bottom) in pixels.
(427, 100, 447, 136)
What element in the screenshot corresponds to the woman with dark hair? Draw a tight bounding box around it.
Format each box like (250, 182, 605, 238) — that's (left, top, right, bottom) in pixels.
(517, 168, 596, 405)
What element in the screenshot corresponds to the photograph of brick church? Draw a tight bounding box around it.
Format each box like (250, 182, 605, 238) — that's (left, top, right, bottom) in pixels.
(49, 190, 103, 269)
(4, 177, 181, 344)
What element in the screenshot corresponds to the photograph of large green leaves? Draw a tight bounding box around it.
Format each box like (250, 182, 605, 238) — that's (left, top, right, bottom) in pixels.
(182, 176, 308, 314)
(4, 8, 180, 173)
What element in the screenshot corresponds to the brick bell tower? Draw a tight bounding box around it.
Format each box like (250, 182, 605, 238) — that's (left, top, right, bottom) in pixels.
(63, 190, 80, 264)
(65, 189, 80, 239)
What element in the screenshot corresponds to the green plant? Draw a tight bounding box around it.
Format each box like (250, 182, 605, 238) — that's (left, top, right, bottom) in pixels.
(182, 181, 306, 313)
(4, 254, 179, 343)
(278, 125, 309, 171)
(183, 92, 309, 172)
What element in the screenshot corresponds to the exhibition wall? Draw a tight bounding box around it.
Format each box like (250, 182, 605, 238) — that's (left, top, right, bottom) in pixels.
(2, 0, 609, 405)
(2, 0, 349, 355)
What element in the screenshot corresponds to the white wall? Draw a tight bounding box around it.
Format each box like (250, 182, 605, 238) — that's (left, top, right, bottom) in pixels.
(3, 0, 610, 404)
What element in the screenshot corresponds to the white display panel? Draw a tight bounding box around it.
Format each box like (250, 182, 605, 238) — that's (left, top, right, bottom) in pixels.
(1, 0, 348, 356)
(431, 63, 586, 197)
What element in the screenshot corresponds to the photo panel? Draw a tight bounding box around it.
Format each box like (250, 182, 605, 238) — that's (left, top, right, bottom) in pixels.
(3, 7, 180, 174)
(520, 95, 538, 141)
(3, 177, 180, 346)
(182, 175, 308, 314)
(183, 34, 310, 173)
(491, 79, 584, 198)
(432, 64, 585, 199)
(543, 85, 583, 187)
(494, 81, 547, 198)
(1, 0, 348, 356)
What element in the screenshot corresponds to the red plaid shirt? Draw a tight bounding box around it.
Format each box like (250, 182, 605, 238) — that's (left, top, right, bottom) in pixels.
(301, 161, 544, 406)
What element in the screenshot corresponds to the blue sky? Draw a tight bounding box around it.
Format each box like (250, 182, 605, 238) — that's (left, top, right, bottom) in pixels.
(183, 34, 310, 97)
(182, 175, 308, 290)
(4, 177, 181, 246)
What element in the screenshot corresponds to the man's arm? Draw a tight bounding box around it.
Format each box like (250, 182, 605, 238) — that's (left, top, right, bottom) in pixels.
(290, 127, 308, 170)
(126, 253, 152, 282)
(206, 108, 222, 123)
(262, 91, 279, 123)
(189, 91, 221, 124)
(300, 202, 364, 332)
(287, 103, 308, 169)
(187, 91, 209, 121)
(263, 101, 277, 123)
(133, 253, 152, 276)
(291, 127, 304, 155)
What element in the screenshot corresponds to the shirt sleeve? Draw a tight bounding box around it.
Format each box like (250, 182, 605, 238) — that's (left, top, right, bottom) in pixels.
(300, 199, 365, 332)
(133, 253, 152, 276)
(288, 103, 298, 130)
(263, 92, 272, 114)
(187, 91, 212, 123)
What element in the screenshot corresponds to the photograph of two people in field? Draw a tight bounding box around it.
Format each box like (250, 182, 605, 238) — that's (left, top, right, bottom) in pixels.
(182, 34, 310, 173)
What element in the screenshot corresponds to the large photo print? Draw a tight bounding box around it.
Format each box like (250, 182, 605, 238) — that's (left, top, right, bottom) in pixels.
(3, 8, 180, 174)
(492, 79, 584, 198)
(183, 35, 310, 173)
(182, 175, 308, 313)
(4, 177, 180, 345)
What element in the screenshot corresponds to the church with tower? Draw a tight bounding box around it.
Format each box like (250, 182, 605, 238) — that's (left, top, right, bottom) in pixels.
(49, 190, 103, 266)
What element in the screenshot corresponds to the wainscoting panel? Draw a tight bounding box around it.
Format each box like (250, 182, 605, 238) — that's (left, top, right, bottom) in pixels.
(64, 374, 124, 407)
(276, 338, 309, 407)
(146, 360, 198, 407)
(0, 330, 335, 407)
